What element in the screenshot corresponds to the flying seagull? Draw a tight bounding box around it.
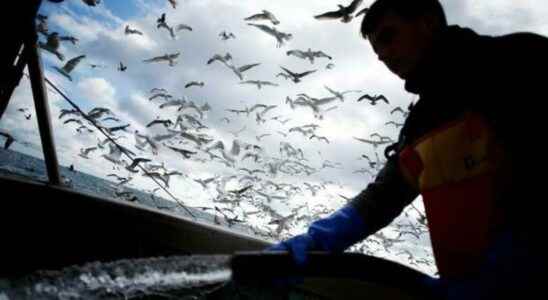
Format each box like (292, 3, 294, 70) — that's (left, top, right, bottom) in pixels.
(357, 94, 389, 105)
(53, 55, 86, 81)
(228, 63, 261, 80)
(247, 23, 292, 48)
(118, 62, 127, 72)
(244, 10, 280, 25)
(219, 31, 236, 41)
(239, 80, 279, 89)
(78, 146, 97, 159)
(126, 157, 152, 173)
(207, 52, 232, 65)
(314, 0, 364, 23)
(125, 25, 143, 35)
(143, 52, 180, 67)
(279, 66, 316, 83)
(165, 145, 197, 159)
(185, 81, 205, 88)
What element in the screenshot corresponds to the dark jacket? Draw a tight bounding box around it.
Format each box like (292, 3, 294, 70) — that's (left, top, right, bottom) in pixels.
(351, 25, 548, 249)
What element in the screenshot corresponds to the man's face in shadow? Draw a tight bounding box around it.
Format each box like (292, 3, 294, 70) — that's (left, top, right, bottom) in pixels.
(368, 11, 436, 80)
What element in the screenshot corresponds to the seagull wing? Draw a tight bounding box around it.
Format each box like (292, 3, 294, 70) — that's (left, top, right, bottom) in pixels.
(176, 24, 192, 31)
(62, 55, 86, 73)
(237, 63, 260, 72)
(299, 69, 317, 77)
(355, 7, 369, 17)
(314, 10, 344, 20)
(347, 0, 364, 14)
(357, 94, 374, 102)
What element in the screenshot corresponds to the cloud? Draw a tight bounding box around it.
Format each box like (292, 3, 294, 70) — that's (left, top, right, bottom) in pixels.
(4, 0, 548, 276)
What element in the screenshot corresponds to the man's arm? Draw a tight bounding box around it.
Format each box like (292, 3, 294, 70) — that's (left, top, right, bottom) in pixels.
(351, 154, 419, 235)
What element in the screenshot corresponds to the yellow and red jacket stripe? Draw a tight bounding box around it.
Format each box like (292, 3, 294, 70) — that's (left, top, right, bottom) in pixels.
(399, 112, 506, 278)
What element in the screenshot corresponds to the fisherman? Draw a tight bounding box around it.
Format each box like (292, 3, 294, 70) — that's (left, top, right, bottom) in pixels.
(268, 0, 547, 298)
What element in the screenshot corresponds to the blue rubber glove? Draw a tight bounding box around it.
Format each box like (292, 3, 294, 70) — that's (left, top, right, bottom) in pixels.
(267, 204, 369, 266)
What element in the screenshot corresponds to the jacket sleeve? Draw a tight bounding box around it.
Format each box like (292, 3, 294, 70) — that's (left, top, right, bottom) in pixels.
(350, 150, 419, 235)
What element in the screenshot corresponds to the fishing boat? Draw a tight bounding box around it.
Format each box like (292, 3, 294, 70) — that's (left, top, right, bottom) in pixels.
(0, 2, 435, 299)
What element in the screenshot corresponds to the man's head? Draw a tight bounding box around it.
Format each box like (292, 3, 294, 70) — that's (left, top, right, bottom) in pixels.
(360, 0, 447, 79)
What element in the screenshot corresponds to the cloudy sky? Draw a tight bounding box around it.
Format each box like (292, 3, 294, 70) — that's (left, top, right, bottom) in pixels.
(2, 0, 548, 275)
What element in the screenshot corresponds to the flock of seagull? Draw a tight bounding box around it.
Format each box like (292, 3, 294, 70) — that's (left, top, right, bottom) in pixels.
(0, 0, 436, 272)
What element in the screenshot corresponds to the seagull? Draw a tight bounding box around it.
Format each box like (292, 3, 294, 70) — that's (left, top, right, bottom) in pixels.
(206, 52, 232, 66)
(59, 109, 80, 119)
(39, 32, 64, 61)
(168, 0, 177, 9)
(310, 134, 330, 144)
(256, 133, 271, 141)
(118, 62, 127, 72)
(107, 174, 133, 186)
(143, 52, 180, 67)
(286, 48, 332, 64)
(353, 137, 392, 148)
(324, 85, 362, 102)
(193, 176, 218, 189)
(175, 24, 192, 32)
(126, 157, 152, 173)
(279, 66, 316, 83)
(87, 107, 114, 120)
(125, 25, 143, 35)
(76, 124, 91, 133)
(241, 152, 260, 163)
(63, 118, 83, 126)
(78, 147, 97, 159)
(391, 106, 409, 117)
(89, 63, 107, 69)
(0, 131, 15, 150)
(146, 118, 173, 128)
(18, 108, 31, 120)
(149, 93, 172, 102)
(59, 35, 79, 45)
(219, 31, 236, 40)
(239, 168, 266, 176)
(185, 81, 205, 88)
(314, 0, 364, 23)
(102, 124, 131, 135)
(247, 23, 292, 48)
(276, 72, 291, 80)
(391, 106, 405, 115)
(276, 131, 288, 137)
(102, 143, 135, 165)
(157, 13, 176, 38)
(53, 55, 86, 81)
(228, 63, 261, 81)
(150, 88, 168, 94)
(102, 116, 121, 122)
(385, 121, 404, 128)
(165, 145, 197, 159)
(244, 10, 280, 25)
(357, 93, 389, 105)
(239, 80, 279, 89)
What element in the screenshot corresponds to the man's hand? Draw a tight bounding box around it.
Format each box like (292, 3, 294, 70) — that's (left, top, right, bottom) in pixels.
(266, 204, 370, 266)
(267, 234, 319, 266)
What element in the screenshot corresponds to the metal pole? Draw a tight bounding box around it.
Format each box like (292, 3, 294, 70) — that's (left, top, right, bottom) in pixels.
(0, 0, 41, 120)
(26, 28, 62, 186)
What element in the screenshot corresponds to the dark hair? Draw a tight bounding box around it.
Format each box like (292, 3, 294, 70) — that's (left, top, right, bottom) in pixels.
(360, 0, 447, 39)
